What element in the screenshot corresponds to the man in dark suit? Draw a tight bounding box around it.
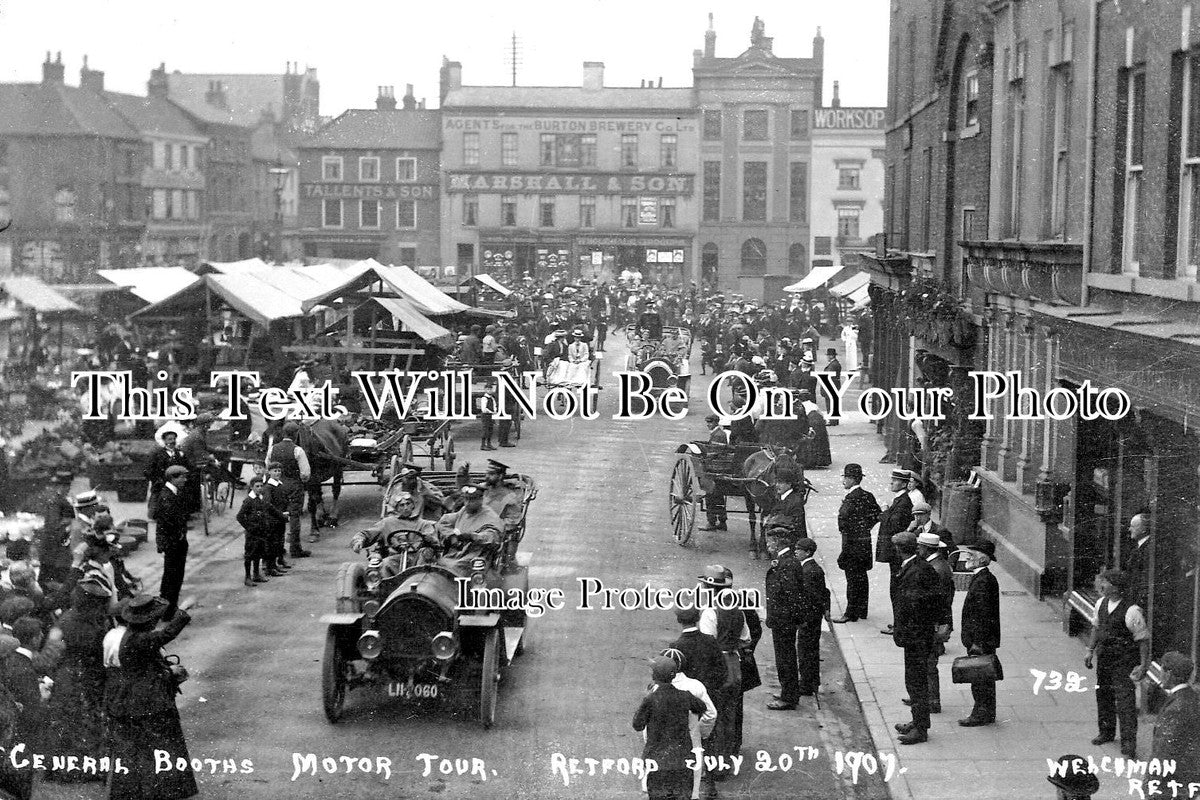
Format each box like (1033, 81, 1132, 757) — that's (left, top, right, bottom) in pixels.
(1122, 513, 1150, 607)
(763, 467, 808, 540)
(144, 428, 188, 517)
(0, 617, 48, 800)
(701, 415, 729, 531)
(794, 538, 830, 697)
(1152, 651, 1200, 789)
(669, 607, 727, 704)
(154, 465, 191, 616)
(765, 532, 807, 709)
(833, 464, 880, 623)
(917, 531, 955, 714)
(891, 531, 940, 744)
(958, 540, 1001, 726)
(908, 501, 954, 550)
(876, 468, 915, 635)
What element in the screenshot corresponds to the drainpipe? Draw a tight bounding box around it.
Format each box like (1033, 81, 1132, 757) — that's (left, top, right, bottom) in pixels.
(1081, 0, 1103, 307)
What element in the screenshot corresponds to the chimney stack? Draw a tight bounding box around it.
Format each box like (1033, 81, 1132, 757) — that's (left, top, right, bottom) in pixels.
(831, 81, 841, 108)
(402, 83, 416, 110)
(439, 57, 462, 103)
(148, 62, 169, 99)
(205, 80, 228, 109)
(376, 86, 396, 111)
(704, 13, 716, 58)
(42, 51, 65, 85)
(582, 62, 604, 91)
(80, 55, 105, 93)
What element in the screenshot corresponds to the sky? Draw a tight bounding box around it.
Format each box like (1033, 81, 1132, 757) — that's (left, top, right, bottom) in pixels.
(0, 0, 890, 116)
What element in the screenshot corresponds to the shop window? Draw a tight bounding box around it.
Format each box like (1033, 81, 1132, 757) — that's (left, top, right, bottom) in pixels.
(660, 135, 677, 169)
(322, 198, 342, 228)
(463, 194, 478, 226)
(501, 133, 518, 167)
(397, 199, 416, 229)
(360, 199, 380, 229)
(740, 238, 767, 275)
(743, 110, 768, 141)
(359, 156, 379, 182)
(703, 110, 722, 140)
(322, 156, 343, 181)
(620, 135, 638, 169)
(703, 161, 721, 222)
(501, 195, 517, 227)
(580, 135, 597, 167)
(660, 197, 676, 228)
(788, 243, 808, 273)
(540, 134, 556, 167)
(463, 132, 480, 167)
(621, 196, 638, 228)
(396, 157, 416, 181)
(743, 161, 767, 221)
(539, 198, 555, 227)
(789, 163, 807, 222)
(579, 195, 595, 228)
(54, 186, 76, 222)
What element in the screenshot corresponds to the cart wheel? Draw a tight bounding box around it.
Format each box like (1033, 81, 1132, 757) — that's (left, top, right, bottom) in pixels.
(668, 457, 698, 546)
(479, 627, 503, 729)
(443, 436, 456, 470)
(322, 628, 348, 723)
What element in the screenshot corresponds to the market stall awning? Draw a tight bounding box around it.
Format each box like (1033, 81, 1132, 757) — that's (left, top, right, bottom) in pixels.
(0, 307, 19, 323)
(98, 267, 201, 305)
(0, 276, 82, 313)
(828, 271, 871, 298)
(300, 259, 510, 318)
(333, 296, 452, 344)
(783, 266, 844, 294)
(471, 273, 512, 297)
(848, 283, 871, 306)
(199, 258, 271, 274)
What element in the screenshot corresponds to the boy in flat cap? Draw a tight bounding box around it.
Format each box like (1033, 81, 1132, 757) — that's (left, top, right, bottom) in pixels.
(633, 655, 706, 800)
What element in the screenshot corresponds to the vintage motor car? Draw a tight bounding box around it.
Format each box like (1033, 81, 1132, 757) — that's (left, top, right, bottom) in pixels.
(321, 468, 536, 728)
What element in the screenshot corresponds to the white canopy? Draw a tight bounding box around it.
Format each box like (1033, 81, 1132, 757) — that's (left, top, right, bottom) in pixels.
(98, 267, 200, 305)
(828, 271, 871, 298)
(783, 265, 844, 294)
(471, 273, 512, 297)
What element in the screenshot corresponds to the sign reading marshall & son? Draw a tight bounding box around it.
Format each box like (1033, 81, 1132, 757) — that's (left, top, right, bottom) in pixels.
(444, 117, 695, 133)
(812, 108, 887, 130)
(447, 173, 694, 195)
(301, 184, 438, 200)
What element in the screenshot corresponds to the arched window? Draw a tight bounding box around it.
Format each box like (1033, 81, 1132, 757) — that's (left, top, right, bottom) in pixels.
(740, 238, 766, 275)
(789, 243, 808, 274)
(54, 186, 76, 222)
(701, 242, 719, 286)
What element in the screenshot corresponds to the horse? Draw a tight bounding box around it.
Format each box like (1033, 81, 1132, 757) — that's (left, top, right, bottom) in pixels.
(264, 417, 351, 532)
(738, 446, 814, 559)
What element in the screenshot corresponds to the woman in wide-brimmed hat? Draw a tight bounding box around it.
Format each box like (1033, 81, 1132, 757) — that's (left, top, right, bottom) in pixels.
(104, 594, 197, 800)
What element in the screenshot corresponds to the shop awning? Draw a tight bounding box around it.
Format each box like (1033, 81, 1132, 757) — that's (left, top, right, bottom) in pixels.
(0, 276, 82, 313)
(471, 273, 512, 297)
(828, 271, 871, 298)
(848, 283, 871, 306)
(783, 266, 844, 294)
(365, 297, 452, 343)
(98, 267, 201, 305)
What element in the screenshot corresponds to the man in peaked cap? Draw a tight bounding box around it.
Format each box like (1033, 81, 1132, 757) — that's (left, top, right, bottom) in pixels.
(1085, 568, 1150, 758)
(908, 500, 954, 550)
(434, 485, 503, 575)
(833, 464, 881, 623)
(877, 467, 916, 635)
(154, 464, 191, 617)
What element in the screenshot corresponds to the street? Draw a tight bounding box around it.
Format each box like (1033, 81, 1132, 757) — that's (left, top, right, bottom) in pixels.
(36, 336, 889, 800)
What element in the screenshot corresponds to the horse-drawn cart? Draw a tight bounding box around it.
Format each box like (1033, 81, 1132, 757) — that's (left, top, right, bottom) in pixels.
(669, 441, 814, 559)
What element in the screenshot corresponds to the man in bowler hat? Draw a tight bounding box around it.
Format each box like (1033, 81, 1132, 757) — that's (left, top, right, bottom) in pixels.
(957, 540, 1001, 726)
(832, 464, 880, 623)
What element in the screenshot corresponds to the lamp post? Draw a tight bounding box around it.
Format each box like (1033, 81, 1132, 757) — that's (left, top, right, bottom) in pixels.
(267, 162, 290, 264)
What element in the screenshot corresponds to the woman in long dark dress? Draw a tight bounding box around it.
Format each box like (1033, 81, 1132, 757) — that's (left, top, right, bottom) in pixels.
(103, 595, 197, 800)
(799, 390, 832, 468)
(44, 577, 111, 782)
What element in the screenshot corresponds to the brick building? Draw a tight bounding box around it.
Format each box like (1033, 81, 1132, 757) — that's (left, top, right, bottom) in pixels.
(439, 59, 698, 285)
(692, 16, 823, 299)
(0, 53, 145, 280)
(298, 86, 441, 264)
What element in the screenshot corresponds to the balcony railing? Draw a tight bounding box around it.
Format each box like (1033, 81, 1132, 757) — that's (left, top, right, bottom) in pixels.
(961, 239, 1083, 306)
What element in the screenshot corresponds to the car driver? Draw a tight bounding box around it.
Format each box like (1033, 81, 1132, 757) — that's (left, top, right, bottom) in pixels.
(351, 492, 440, 577)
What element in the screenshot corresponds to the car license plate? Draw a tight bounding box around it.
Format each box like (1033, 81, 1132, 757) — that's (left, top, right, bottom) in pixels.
(387, 682, 439, 699)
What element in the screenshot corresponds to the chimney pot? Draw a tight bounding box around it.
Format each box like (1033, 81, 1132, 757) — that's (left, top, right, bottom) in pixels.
(582, 61, 604, 90)
(41, 51, 65, 85)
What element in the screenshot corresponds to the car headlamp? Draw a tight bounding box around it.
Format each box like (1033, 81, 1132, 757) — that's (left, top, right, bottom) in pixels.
(362, 600, 381, 619)
(365, 567, 382, 591)
(357, 629, 382, 659)
(431, 631, 458, 661)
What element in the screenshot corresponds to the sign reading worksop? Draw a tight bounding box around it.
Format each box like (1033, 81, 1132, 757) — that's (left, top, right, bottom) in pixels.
(812, 108, 887, 130)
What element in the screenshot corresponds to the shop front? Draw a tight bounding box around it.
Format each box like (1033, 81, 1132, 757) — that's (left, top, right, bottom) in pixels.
(474, 233, 693, 285)
(478, 238, 572, 284)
